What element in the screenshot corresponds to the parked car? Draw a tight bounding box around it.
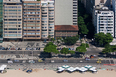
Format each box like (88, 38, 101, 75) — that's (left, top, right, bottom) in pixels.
(63, 59, 68, 62)
(10, 48, 16, 50)
(14, 60, 19, 62)
(28, 60, 35, 63)
(26, 69, 32, 73)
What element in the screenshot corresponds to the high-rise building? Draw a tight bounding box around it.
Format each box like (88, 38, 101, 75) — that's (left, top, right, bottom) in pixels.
(41, 0, 54, 39)
(23, 1, 41, 40)
(54, 0, 78, 38)
(55, 0, 78, 25)
(0, 0, 3, 42)
(3, 0, 22, 40)
(93, 4, 114, 37)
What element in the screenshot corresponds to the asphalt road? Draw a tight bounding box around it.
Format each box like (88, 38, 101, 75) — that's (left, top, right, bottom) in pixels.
(86, 43, 102, 56)
(0, 51, 42, 55)
(0, 59, 114, 64)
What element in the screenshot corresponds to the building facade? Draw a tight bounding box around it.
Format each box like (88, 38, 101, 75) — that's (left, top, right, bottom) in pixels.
(54, 0, 78, 38)
(3, 0, 22, 40)
(55, 0, 78, 25)
(0, 0, 3, 41)
(41, 0, 54, 39)
(55, 25, 78, 37)
(93, 5, 114, 37)
(23, 1, 41, 40)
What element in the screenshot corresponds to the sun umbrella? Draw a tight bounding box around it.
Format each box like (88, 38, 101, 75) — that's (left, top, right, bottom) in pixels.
(84, 65, 92, 69)
(67, 67, 75, 72)
(58, 69, 64, 72)
(79, 67, 88, 72)
(62, 65, 70, 69)
(75, 67, 80, 71)
(58, 67, 64, 70)
(89, 67, 96, 71)
(0, 67, 4, 71)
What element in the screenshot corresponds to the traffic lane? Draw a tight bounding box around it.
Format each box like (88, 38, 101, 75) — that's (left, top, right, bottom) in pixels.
(0, 59, 112, 64)
(0, 51, 42, 54)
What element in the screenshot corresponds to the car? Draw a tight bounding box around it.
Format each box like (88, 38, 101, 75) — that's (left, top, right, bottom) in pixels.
(63, 59, 68, 62)
(28, 60, 35, 63)
(85, 57, 90, 61)
(14, 60, 19, 62)
(7, 58, 11, 61)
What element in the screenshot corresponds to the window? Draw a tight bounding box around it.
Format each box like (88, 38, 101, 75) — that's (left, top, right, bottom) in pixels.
(18, 22, 21, 24)
(36, 27, 40, 29)
(42, 15, 47, 17)
(49, 24, 54, 26)
(27, 3, 35, 5)
(36, 33, 40, 34)
(9, 22, 17, 24)
(24, 3, 27, 5)
(42, 18, 47, 20)
(36, 3, 40, 5)
(23, 27, 26, 29)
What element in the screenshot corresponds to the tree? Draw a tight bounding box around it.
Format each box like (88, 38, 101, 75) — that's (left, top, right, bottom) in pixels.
(60, 47, 69, 56)
(76, 46, 87, 53)
(69, 50, 75, 54)
(64, 36, 79, 45)
(78, 16, 89, 35)
(44, 42, 59, 54)
(94, 33, 113, 46)
(102, 45, 112, 54)
(80, 43, 89, 48)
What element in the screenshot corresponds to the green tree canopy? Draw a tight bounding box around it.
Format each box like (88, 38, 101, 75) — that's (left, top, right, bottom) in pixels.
(69, 50, 75, 54)
(94, 33, 113, 46)
(80, 43, 89, 48)
(78, 16, 88, 35)
(44, 42, 59, 54)
(64, 36, 79, 45)
(76, 46, 87, 53)
(60, 47, 69, 55)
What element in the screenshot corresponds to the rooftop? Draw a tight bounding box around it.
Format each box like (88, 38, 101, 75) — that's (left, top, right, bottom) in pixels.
(55, 25, 79, 31)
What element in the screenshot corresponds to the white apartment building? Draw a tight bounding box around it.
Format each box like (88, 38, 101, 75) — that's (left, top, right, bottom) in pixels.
(93, 5, 114, 37)
(3, 0, 22, 40)
(55, 0, 78, 25)
(41, 0, 54, 39)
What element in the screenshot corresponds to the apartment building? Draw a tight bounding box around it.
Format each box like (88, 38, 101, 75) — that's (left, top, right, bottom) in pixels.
(93, 5, 114, 37)
(0, 0, 3, 41)
(23, 1, 41, 40)
(3, 0, 22, 40)
(41, 0, 54, 39)
(85, 0, 111, 14)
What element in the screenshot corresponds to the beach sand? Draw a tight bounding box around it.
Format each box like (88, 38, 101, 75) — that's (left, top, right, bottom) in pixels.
(0, 69, 116, 77)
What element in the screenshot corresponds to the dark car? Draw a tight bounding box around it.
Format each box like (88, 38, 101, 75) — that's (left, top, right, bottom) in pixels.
(7, 58, 11, 61)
